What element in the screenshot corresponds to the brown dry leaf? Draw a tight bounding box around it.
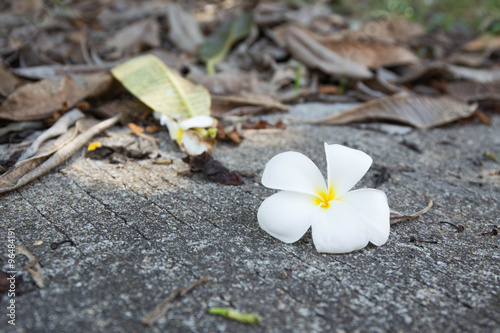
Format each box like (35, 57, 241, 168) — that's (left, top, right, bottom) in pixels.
(275, 25, 373, 80)
(128, 123, 144, 136)
(105, 18, 160, 59)
(0, 127, 79, 193)
(188, 70, 268, 96)
(346, 19, 425, 43)
(17, 109, 85, 162)
(399, 62, 500, 84)
(313, 95, 477, 129)
(0, 76, 88, 121)
(0, 74, 112, 121)
(446, 82, 500, 102)
(463, 34, 500, 51)
(0, 114, 121, 194)
(321, 38, 418, 68)
(447, 51, 491, 67)
(16, 243, 44, 288)
(211, 92, 288, 117)
(0, 65, 28, 97)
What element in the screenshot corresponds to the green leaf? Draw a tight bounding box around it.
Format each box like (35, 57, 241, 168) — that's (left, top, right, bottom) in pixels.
(111, 55, 211, 121)
(199, 11, 254, 74)
(208, 307, 261, 324)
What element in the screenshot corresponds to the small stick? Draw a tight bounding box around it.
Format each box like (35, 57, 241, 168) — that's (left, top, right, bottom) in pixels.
(142, 274, 210, 326)
(390, 199, 434, 225)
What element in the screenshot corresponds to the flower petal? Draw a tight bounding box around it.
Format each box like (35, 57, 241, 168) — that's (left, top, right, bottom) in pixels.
(339, 189, 390, 246)
(182, 130, 214, 155)
(325, 143, 372, 197)
(258, 191, 319, 243)
(159, 114, 183, 142)
(261, 152, 327, 196)
(311, 200, 370, 253)
(180, 115, 215, 129)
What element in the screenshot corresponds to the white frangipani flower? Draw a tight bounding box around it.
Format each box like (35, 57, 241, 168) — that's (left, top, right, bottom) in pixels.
(257, 143, 390, 254)
(155, 113, 216, 155)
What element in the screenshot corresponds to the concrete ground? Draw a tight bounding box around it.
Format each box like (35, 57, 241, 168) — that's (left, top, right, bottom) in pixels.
(1, 103, 499, 332)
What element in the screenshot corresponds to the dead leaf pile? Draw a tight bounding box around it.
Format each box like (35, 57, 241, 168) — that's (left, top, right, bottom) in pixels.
(0, 1, 499, 192)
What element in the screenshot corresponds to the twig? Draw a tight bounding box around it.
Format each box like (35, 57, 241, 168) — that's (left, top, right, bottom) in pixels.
(390, 199, 434, 225)
(142, 274, 210, 326)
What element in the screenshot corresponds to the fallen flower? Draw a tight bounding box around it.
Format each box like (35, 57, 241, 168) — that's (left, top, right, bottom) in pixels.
(257, 143, 390, 253)
(156, 113, 217, 155)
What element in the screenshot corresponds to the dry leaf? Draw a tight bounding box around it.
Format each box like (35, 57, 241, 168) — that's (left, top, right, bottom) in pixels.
(313, 95, 477, 129)
(0, 65, 27, 97)
(188, 70, 268, 96)
(128, 123, 144, 136)
(17, 109, 85, 162)
(211, 92, 288, 117)
(16, 244, 44, 288)
(399, 62, 500, 84)
(0, 121, 45, 138)
(345, 19, 425, 43)
(446, 81, 500, 102)
(463, 34, 500, 52)
(320, 38, 418, 68)
(447, 51, 491, 67)
(111, 55, 211, 121)
(0, 114, 121, 194)
(0, 75, 101, 121)
(105, 18, 160, 58)
(0, 127, 80, 193)
(11, 64, 115, 80)
(277, 25, 373, 80)
(167, 2, 204, 54)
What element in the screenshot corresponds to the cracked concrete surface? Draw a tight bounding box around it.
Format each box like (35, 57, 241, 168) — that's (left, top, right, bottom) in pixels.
(1, 104, 499, 332)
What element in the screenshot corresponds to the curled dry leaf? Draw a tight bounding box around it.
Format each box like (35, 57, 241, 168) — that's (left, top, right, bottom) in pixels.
(0, 114, 121, 194)
(0, 127, 80, 193)
(276, 25, 373, 80)
(11, 64, 116, 80)
(17, 109, 85, 162)
(390, 199, 433, 225)
(312, 95, 477, 129)
(16, 244, 45, 288)
(0, 121, 45, 138)
(166, 2, 204, 54)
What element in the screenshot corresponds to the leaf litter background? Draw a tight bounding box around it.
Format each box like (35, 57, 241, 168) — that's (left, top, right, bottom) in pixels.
(0, 0, 500, 328)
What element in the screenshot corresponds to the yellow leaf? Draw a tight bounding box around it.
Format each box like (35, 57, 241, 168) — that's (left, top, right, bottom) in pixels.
(111, 55, 211, 121)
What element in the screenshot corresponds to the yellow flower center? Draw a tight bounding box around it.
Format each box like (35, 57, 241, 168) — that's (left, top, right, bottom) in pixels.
(314, 187, 336, 209)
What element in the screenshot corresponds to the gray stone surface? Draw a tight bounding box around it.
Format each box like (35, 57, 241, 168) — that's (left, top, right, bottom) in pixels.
(1, 104, 499, 332)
